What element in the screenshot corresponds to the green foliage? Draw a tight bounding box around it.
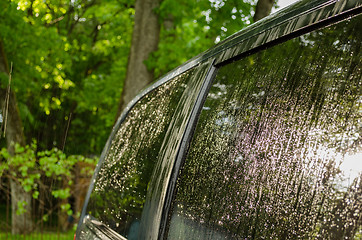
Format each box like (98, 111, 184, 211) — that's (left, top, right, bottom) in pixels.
(16, 201, 27, 216)
(61, 202, 73, 216)
(0, 0, 260, 155)
(148, 0, 255, 78)
(0, 142, 97, 217)
(0, 0, 133, 155)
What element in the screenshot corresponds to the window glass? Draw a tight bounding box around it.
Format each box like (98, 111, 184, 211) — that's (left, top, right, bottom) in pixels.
(82, 69, 195, 239)
(168, 16, 362, 239)
(138, 60, 212, 239)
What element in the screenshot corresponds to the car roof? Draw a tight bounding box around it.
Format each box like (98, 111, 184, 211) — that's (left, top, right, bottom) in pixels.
(187, 0, 361, 67)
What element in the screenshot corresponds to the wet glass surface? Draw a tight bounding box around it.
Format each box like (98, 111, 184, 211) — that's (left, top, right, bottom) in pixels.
(138, 60, 213, 239)
(84, 69, 195, 239)
(168, 16, 362, 239)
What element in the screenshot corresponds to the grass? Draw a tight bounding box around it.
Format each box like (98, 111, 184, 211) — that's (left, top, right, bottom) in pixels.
(0, 203, 76, 239)
(0, 231, 74, 240)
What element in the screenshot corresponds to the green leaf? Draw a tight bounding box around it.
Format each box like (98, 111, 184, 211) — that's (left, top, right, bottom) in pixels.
(32, 191, 39, 199)
(42, 214, 49, 222)
(16, 201, 27, 215)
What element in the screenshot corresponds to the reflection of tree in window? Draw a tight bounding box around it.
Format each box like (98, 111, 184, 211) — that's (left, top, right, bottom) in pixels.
(168, 16, 361, 239)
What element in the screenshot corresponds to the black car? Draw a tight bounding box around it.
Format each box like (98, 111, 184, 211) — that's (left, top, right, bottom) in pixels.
(76, 0, 362, 239)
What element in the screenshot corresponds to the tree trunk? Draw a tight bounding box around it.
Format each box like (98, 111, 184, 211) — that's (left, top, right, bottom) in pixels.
(116, 0, 162, 118)
(9, 179, 33, 234)
(0, 39, 33, 234)
(254, 0, 275, 22)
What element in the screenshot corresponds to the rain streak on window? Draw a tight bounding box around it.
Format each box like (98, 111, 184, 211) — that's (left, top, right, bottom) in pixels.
(84, 69, 193, 239)
(168, 16, 362, 239)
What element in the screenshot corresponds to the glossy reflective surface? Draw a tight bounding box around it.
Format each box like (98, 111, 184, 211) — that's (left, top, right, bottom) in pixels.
(139, 61, 213, 239)
(208, 0, 362, 65)
(168, 16, 362, 239)
(82, 70, 194, 239)
(78, 215, 127, 240)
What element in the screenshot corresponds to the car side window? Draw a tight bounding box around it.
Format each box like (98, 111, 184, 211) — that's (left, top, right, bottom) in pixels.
(82, 68, 197, 239)
(167, 16, 362, 239)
